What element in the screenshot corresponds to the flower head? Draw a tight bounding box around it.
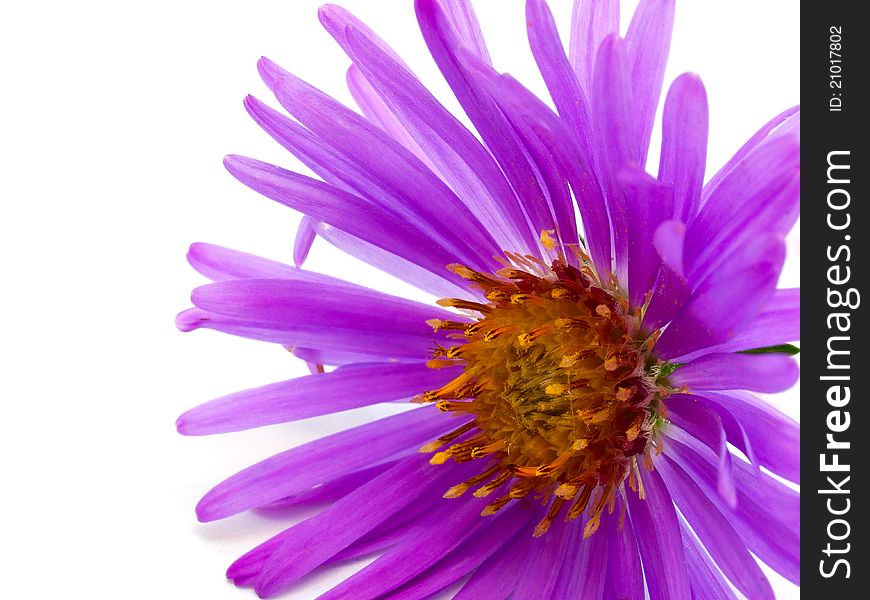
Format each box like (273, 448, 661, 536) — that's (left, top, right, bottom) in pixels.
(178, 1, 800, 598)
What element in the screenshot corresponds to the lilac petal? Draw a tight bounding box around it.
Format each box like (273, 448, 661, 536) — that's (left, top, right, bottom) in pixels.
(665, 436, 799, 584)
(527, 0, 595, 165)
(257, 58, 503, 269)
(671, 427, 800, 528)
(261, 460, 398, 509)
(523, 1, 611, 269)
(196, 406, 463, 521)
(703, 105, 800, 205)
(569, 0, 620, 93)
(510, 515, 573, 600)
(658, 73, 708, 222)
(312, 223, 473, 299)
(643, 220, 690, 331)
(680, 519, 740, 600)
(244, 94, 379, 198)
(689, 287, 800, 357)
(686, 135, 799, 284)
(188, 242, 323, 283)
(293, 217, 317, 268)
(480, 71, 580, 251)
(245, 453, 453, 597)
(620, 167, 673, 308)
(289, 346, 415, 367)
(313, 494, 490, 600)
(318, 4, 411, 69)
(671, 352, 799, 394)
(416, 0, 554, 257)
(178, 306, 430, 360)
(453, 524, 534, 599)
(338, 24, 534, 254)
(381, 507, 530, 600)
(346, 65, 437, 173)
(323, 493, 442, 566)
(665, 395, 736, 507)
(696, 390, 800, 483)
(626, 467, 691, 600)
(624, 0, 675, 164)
(654, 234, 785, 359)
(548, 519, 584, 598)
(179, 306, 420, 361)
(223, 155, 466, 282)
(176, 362, 457, 435)
(439, 0, 492, 65)
(450, 49, 558, 248)
(188, 278, 461, 358)
(605, 502, 645, 600)
(571, 517, 608, 599)
(592, 34, 639, 281)
(190, 278, 456, 332)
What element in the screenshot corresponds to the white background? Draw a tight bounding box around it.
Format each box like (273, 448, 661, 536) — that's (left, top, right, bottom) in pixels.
(1, 1, 799, 598)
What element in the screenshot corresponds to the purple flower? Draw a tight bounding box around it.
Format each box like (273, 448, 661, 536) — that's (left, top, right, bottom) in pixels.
(177, 0, 800, 598)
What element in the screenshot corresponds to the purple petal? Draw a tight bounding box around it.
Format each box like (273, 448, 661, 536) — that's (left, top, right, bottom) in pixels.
(312, 223, 473, 299)
(666, 395, 736, 507)
(686, 135, 799, 284)
(525, 0, 611, 270)
(176, 362, 457, 435)
(450, 49, 558, 249)
(377, 507, 530, 600)
(245, 454, 455, 597)
(643, 220, 690, 330)
(659, 73, 708, 222)
(626, 467, 691, 600)
(187, 242, 357, 288)
(703, 106, 800, 205)
(571, 517, 608, 599)
(665, 436, 799, 584)
(654, 234, 785, 359)
(188, 277, 461, 358)
(416, 0, 552, 258)
(548, 519, 584, 598)
(510, 515, 573, 600)
(592, 34, 639, 281)
(261, 461, 398, 509)
(346, 65, 438, 173)
(695, 390, 800, 483)
(453, 524, 534, 599)
(671, 352, 799, 394)
(569, 0, 619, 93)
(223, 155, 466, 282)
(687, 287, 800, 357)
(605, 503, 645, 600)
(257, 58, 503, 269)
(338, 24, 534, 254)
(680, 519, 740, 600)
(481, 72, 581, 251)
(178, 307, 431, 360)
(658, 455, 773, 599)
(439, 0, 491, 65)
(312, 493, 490, 600)
(620, 167, 673, 308)
(527, 0, 595, 165)
(292, 217, 317, 268)
(196, 406, 464, 521)
(624, 0, 675, 164)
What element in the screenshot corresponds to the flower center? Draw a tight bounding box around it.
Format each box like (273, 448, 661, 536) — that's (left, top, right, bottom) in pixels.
(418, 256, 668, 536)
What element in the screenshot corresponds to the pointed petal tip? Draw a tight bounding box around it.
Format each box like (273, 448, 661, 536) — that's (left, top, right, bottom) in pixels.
(257, 56, 283, 86)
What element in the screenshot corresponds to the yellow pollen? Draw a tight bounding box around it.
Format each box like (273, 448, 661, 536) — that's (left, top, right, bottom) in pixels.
(418, 258, 668, 537)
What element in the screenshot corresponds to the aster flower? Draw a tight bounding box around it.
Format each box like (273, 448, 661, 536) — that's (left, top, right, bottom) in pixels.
(177, 0, 800, 598)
